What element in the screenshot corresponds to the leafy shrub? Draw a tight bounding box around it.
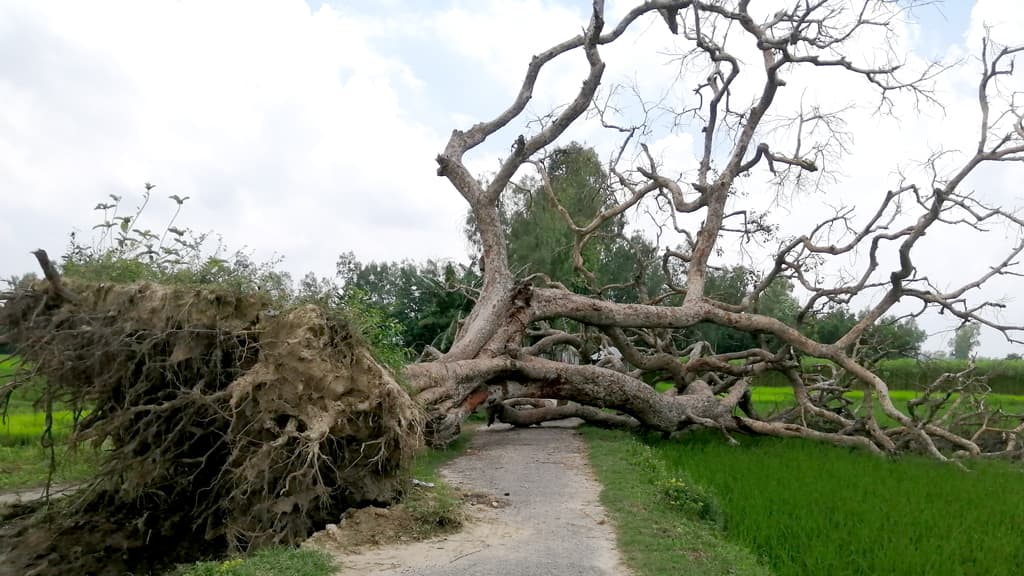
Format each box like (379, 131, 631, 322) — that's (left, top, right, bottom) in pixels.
(337, 288, 410, 371)
(627, 439, 725, 527)
(874, 358, 1024, 394)
(47, 185, 416, 373)
(658, 475, 724, 527)
(61, 184, 293, 301)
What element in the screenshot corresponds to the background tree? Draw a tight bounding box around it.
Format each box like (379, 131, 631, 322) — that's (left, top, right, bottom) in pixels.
(863, 317, 928, 361)
(805, 307, 927, 360)
(0, 274, 37, 354)
(685, 266, 800, 354)
(950, 322, 982, 360)
(334, 253, 478, 356)
(805, 307, 858, 346)
(470, 142, 667, 301)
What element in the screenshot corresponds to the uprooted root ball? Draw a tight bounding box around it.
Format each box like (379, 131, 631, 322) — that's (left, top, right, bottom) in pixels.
(0, 282, 423, 576)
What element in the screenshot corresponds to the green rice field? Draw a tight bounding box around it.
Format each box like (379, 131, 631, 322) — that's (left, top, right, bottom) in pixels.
(0, 355, 98, 489)
(586, 427, 1024, 576)
(651, 431, 1024, 576)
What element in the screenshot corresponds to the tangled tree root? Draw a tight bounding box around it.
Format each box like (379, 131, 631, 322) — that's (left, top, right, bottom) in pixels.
(0, 281, 423, 576)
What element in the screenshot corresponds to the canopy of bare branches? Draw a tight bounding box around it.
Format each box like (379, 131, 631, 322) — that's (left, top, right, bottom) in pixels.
(415, 0, 1024, 460)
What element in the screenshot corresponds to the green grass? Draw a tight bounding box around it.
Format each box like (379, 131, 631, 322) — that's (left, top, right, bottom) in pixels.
(402, 433, 471, 536)
(0, 354, 19, 372)
(172, 547, 337, 576)
(654, 380, 1024, 427)
(0, 408, 100, 490)
(408, 433, 470, 483)
(0, 444, 100, 490)
(0, 358, 98, 490)
(648, 430, 1024, 576)
(1, 356, 57, 415)
(665, 357, 1024, 394)
(1, 411, 81, 446)
(583, 427, 772, 576)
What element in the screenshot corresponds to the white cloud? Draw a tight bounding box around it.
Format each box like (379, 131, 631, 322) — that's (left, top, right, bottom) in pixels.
(0, 0, 1020, 356)
(0, 0, 467, 281)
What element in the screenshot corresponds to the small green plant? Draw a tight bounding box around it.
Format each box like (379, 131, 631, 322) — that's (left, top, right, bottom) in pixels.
(61, 184, 292, 301)
(405, 482, 464, 535)
(658, 475, 724, 527)
(627, 439, 666, 475)
(173, 547, 336, 576)
(216, 558, 244, 573)
(627, 439, 726, 527)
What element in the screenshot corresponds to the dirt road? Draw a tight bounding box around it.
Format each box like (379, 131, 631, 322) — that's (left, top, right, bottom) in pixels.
(322, 422, 630, 575)
(0, 483, 77, 509)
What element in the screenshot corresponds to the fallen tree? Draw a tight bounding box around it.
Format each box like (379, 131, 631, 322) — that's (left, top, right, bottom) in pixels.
(1, 1, 1023, 573)
(0, 267, 422, 576)
(406, 0, 1024, 459)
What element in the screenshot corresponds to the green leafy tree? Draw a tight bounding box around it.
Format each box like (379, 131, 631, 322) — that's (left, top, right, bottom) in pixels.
(468, 142, 666, 301)
(949, 322, 982, 360)
(864, 316, 927, 359)
(806, 307, 926, 360)
(805, 307, 857, 345)
(335, 253, 478, 355)
(505, 143, 619, 289)
(684, 267, 801, 354)
(596, 231, 668, 302)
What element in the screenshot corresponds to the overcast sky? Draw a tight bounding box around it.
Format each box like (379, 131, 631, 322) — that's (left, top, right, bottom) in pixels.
(1, 0, 1021, 357)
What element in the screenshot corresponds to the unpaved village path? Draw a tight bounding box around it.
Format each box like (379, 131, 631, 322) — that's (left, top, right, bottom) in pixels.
(0, 483, 77, 509)
(320, 422, 631, 576)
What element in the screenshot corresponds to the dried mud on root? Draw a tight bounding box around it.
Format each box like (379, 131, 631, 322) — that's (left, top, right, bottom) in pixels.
(0, 282, 424, 576)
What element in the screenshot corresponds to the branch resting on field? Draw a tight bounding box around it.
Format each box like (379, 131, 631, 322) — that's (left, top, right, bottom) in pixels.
(412, 0, 1024, 460)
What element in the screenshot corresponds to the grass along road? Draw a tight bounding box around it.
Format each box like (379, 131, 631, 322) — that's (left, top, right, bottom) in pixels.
(583, 427, 770, 576)
(585, 427, 1024, 576)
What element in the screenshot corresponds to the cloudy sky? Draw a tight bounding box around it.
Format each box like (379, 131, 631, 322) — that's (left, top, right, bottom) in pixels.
(1, 0, 1021, 356)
